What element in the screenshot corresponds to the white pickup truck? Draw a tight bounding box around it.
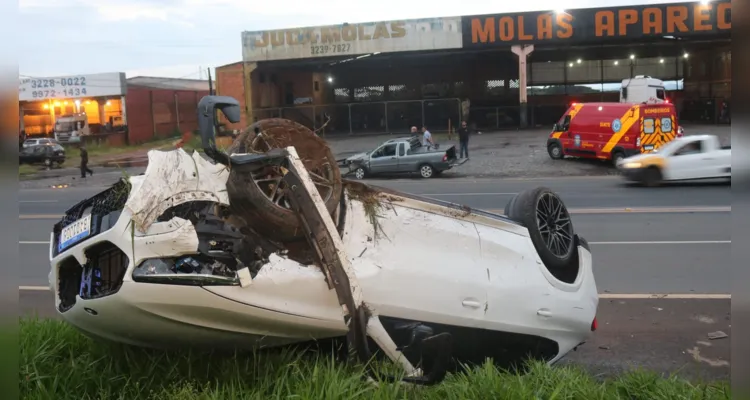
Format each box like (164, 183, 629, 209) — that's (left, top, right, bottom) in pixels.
(617, 134, 731, 186)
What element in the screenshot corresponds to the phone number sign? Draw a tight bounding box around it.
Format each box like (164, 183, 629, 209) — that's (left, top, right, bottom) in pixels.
(19, 72, 126, 102)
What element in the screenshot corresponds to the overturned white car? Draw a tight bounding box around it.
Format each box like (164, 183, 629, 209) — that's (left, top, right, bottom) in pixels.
(49, 96, 598, 384)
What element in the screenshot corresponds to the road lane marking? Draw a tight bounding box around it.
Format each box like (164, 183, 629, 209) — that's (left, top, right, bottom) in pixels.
(15, 285, 732, 299)
(20, 241, 50, 245)
(590, 240, 730, 245)
(423, 192, 518, 196)
(17, 206, 730, 220)
(19, 200, 58, 203)
(20, 214, 61, 219)
(599, 294, 731, 299)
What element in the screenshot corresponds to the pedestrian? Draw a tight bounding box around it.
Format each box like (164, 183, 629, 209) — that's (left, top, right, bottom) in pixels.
(80, 145, 93, 178)
(410, 126, 418, 135)
(458, 120, 470, 159)
(421, 126, 434, 149)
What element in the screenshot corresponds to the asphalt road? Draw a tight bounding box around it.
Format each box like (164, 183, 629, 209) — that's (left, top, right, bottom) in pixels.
(18, 175, 731, 381)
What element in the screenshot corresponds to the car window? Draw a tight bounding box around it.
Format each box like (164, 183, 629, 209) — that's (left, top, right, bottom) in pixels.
(382, 144, 397, 157)
(398, 143, 406, 157)
(51, 144, 64, 151)
(40, 139, 50, 144)
(32, 146, 47, 154)
(673, 141, 703, 156)
(656, 89, 666, 100)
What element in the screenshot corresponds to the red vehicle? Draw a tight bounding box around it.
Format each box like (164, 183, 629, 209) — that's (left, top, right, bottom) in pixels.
(546, 102, 681, 166)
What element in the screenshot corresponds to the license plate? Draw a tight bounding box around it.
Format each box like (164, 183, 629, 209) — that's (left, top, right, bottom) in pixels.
(58, 214, 92, 251)
(644, 145, 654, 151)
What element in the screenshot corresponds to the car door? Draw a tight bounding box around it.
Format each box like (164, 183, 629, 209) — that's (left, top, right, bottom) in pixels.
(665, 140, 704, 180)
(369, 143, 398, 174)
(396, 142, 411, 172)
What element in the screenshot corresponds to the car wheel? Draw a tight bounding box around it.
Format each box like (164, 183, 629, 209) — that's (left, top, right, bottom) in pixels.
(504, 187, 576, 271)
(224, 119, 342, 242)
(354, 167, 366, 180)
(419, 164, 434, 179)
(43, 158, 52, 167)
(611, 151, 625, 167)
(643, 167, 663, 187)
(547, 143, 563, 160)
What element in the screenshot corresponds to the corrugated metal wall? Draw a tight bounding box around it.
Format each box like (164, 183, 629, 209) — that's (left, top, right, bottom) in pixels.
(125, 86, 210, 144)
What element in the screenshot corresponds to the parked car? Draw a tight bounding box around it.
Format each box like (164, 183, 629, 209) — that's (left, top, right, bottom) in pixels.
(339, 136, 467, 179)
(48, 97, 598, 385)
(617, 134, 730, 186)
(19, 144, 66, 167)
(22, 138, 57, 148)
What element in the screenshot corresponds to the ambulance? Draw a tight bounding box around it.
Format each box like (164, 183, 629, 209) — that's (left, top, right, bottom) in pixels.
(546, 77, 683, 166)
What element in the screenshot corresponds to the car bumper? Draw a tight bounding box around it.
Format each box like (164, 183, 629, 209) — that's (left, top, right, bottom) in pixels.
(618, 167, 647, 182)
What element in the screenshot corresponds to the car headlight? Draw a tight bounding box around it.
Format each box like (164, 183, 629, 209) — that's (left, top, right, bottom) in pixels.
(622, 162, 642, 169)
(132, 256, 241, 285)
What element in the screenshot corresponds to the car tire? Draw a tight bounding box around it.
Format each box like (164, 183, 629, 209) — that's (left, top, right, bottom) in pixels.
(642, 167, 663, 187)
(419, 164, 434, 179)
(43, 158, 52, 167)
(548, 143, 563, 160)
(611, 151, 625, 167)
(504, 187, 576, 271)
(224, 119, 342, 242)
(354, 167, 366, 180)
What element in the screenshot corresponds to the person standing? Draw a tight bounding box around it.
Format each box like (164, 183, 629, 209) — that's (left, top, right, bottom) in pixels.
(457, 120, 470, 159)
(421, 126, 434, 149)
(80, 146, 93, 178)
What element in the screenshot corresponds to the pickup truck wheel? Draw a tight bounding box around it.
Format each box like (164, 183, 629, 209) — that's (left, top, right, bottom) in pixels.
(419, 164, 434, 179)
(225, 119, 342, 242)
(354, 167, 366, 180)
(642, 167, 663, 187)
(504, 187, 576, 271)
(548, 143, 563, 160)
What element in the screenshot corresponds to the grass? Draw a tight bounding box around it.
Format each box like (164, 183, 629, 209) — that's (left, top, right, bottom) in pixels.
(20, 318, 730, 400)
(18, 164, 39, 176)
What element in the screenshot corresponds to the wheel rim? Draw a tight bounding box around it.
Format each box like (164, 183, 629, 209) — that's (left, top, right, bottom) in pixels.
(535, 192, 574, 257)
(421, 166, 432, 178)
(247, 128, 336, 211)
(355, 168, 364, 179)
(44, 159, 51, 166)
(251, 162, 335, 209)
(551, 146, 561, 157)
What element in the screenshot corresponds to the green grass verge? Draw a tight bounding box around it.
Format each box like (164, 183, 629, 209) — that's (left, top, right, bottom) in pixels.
(20, 318, 730, 400)
(18, 164, 38, 176)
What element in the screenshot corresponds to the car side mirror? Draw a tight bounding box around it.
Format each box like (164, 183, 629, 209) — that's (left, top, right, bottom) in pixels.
(197, 95, 241, 166)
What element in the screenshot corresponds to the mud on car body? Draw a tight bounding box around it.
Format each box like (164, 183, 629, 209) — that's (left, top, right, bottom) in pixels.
(49, 95, 599, 385)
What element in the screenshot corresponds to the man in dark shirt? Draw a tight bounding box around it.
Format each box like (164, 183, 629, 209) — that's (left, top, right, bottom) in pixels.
(80, 146, 93, 178)
(457, 121, 470, 159)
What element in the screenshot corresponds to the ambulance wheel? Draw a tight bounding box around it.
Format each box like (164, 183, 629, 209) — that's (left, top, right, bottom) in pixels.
(548, 143, 563, 160)
(642, 167, 663, 187)
(611, 151, 625, 167)
(504, 187, 576, 271)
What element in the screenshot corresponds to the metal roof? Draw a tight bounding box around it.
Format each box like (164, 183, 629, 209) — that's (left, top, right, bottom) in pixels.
(126, 76, 210, 91)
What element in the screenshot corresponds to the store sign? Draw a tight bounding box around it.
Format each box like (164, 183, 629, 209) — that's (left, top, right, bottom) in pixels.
(462, 0, 731, 47)
(242, 17, 463, 62)
(19, 72, 126, 102)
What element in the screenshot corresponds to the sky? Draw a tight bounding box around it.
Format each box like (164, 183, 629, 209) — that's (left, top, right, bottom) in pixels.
(18, 0, 687, 80)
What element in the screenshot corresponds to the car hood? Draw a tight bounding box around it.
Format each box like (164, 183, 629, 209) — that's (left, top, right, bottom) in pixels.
(618, 153, 665, 168)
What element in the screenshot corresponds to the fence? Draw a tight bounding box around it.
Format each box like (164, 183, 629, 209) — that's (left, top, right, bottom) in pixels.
(253, 98, 462, 136)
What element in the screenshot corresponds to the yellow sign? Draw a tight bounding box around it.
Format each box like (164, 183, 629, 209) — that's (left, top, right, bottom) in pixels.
(644, 107, 671, 114)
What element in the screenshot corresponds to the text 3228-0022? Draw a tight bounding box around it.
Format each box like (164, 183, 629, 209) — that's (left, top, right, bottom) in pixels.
(310, 43, 352, 55)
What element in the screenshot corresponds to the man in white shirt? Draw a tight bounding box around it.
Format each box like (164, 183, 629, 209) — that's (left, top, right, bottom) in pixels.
(421, 126, 434, 148)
